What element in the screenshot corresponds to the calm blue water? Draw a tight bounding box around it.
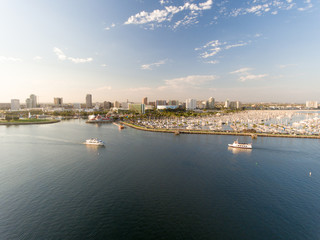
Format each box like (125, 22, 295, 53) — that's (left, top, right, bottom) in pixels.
(1, 120, 320, 239)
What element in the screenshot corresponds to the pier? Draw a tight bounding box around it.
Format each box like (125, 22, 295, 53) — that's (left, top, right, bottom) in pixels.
(113, 122, 125, 129)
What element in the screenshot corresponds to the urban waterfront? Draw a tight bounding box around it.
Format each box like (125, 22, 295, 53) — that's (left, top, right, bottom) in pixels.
(1, 120, 320, 239)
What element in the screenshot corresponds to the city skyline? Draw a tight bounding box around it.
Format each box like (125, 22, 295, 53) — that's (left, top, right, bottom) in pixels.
(1, 0, 319, 103)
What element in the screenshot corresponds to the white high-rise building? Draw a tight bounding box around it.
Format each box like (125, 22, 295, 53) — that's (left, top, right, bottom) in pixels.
(11, 99, 20, 111)
(306, 101, 318, 109)
(186, 99, 197, 110)
(224, 99, 230, 108)
(30, 94, 37, 108)
(208, 97, 215, 109)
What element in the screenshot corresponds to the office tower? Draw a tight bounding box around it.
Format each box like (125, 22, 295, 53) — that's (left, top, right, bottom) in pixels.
(54, 97, 63, 107)
(11, 99, 20, 111)
(30, 94, 37, 108)
(86, 94, 92, 108)
(114, 101, 120, 108)
(26, 98, 32, 108)
(142, 97, 148, 105)
(103, 101, 112, 110)
(224, 99, 230, 108)
(186, 99, 197, 110)
(208, 97, 215, 109)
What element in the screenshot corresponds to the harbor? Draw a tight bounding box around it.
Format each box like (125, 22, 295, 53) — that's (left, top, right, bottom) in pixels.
(122, 110, 320, 139)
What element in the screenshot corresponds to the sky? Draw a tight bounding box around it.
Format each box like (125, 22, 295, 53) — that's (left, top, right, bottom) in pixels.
(0, 0, 319, 103)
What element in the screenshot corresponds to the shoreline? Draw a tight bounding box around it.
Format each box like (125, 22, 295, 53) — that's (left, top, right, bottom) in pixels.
(120, 121, 320, 139)
(0, 120, 61, 126)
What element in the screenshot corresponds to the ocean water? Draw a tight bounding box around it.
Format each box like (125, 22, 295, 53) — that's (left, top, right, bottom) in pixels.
(0, 120, 320, 239)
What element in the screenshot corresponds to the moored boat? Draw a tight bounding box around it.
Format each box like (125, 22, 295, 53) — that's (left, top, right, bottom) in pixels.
(228, 139, 252, 149)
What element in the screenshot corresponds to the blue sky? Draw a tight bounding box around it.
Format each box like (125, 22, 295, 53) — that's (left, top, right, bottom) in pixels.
(0, 0, 319, 103)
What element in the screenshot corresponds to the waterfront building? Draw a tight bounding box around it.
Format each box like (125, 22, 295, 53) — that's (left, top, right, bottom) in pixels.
(197, 101, 206, 109)
(25, 94, 37, 109)
(142, 97, 148, 105)
(121, 102, 129, 110)
(157, 105, 178, 110)
(54, 97, 63, 107)
(230, 101, 241, 110)
(26, 98, 31, 108)
(186, 99, 197, 110)
(114, 101, 120, 108)
(103, 101, 112, 110)
(208, 97, 215, 109)
(86, 94, 92, 108)
(11, 99, 20, 111)
(73, 103, 81, 110)
(167, 100, 179, 106)
(306, 101, 318, 109)
(129, 103, 145, 114)
(224, 99, 230, 108)
(145, 105, 155, 110)
(156, 100, 167, 107)
(149, 102, 155, 107)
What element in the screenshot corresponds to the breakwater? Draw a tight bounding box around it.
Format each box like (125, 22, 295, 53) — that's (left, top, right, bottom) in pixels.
(0, 119, 60, 125)
(120, 121, 320, 139)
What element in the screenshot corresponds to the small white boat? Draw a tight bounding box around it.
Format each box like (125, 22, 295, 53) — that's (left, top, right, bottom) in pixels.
(84, 138, 105, 146)
(228, 139, 252, 149)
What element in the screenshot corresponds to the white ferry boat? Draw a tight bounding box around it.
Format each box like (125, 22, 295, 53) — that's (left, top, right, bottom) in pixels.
(228, 139, 252, 149)
(84, 138, 105, 146)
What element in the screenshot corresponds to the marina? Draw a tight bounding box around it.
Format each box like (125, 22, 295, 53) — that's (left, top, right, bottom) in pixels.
(127, 110, 320, 138)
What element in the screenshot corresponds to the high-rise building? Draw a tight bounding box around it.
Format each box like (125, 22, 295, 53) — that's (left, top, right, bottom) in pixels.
(186, 99, 197, 110)
(230, 101, 241, 109)
(306, 101, 318, 109)
(11, 99, 20, 111)
(114, 101, 120, 108)
(103, 101, 112, 110)
(208, 97, 215, 109)
(30, 94, 37, 108)
(86, 94, 92, 108)
(26, 98, 32, 108)
(142, 97, 148, 105)
(54, 97, 63, 107)
(224, 99, 230, 108)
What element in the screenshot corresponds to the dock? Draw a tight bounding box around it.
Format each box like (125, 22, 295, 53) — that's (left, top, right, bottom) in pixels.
(113, 122, 125, 129)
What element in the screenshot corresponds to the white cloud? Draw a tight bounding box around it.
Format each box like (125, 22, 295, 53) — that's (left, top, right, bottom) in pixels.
(231, 67, 267, 82)
(141, 59, 167, 70)
(0, 56, 22, 62)
(239, 74, 268, 82)
(53, 47, 93, 64)
(105, 23, 116, 30)
(160, 0, 170, 5)
(298, 0, 313, 11)
(196, 39, 251, 61)
(101, 64, 108, 67)
(230, 68, 252, 74)
(53, 47, 67, 60)
(68, 57, 93, 63)
(125, 0, 213, 29)
(205, 60, 219, 64)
